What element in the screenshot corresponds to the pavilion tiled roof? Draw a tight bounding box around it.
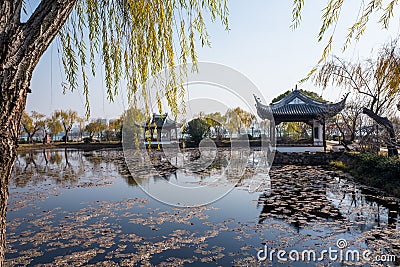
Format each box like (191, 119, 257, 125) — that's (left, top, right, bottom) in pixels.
(272, 103, 325, 116)
(139, 113, 180, 129)
(255, 89, 348, 123)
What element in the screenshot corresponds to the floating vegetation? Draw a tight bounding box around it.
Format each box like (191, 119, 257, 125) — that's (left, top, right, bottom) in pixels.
(5, 149, 400, 266)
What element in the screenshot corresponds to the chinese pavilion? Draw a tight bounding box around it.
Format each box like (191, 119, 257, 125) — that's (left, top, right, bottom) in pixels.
(255, 88, 348, 151)
(139, 113, 181, 145)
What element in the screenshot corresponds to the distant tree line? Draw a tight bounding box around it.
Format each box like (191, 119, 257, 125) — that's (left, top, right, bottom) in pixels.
(20, 110, 123, 144)
(183, 107, 256, 145)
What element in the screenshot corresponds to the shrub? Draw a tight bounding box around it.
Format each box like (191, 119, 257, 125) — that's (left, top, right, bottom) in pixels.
(83, 137, 93, 143)
(184, 118, 210, 145)
(329, 160, 350, 171)
(344, 153, 400, 197)
(355, 153, 400, 180)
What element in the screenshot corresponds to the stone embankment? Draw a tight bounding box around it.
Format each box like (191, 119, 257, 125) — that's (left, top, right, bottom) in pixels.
(273, 151, 345, 165)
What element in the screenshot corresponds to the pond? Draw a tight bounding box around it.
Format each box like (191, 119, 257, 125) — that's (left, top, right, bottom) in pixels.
(6, 148, 400, 266)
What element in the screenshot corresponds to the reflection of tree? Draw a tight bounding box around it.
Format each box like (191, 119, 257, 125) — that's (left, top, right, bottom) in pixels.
(80, 150, 141, 187)
(321, 174, 399, 230)
(124, 175, 138, 187)
(360, 189, 399, 229)
(12, 150, 88, 188)
(50, 152, 62, 165)
(123, 147, 262, 191)
(157, 148, 232, 179)
(12, 152, 39, 188)
(148, 152, 177, 178)
(23, 152, 37, 172)
(257, 166, 344, 232)
(64, 148, 71, 169)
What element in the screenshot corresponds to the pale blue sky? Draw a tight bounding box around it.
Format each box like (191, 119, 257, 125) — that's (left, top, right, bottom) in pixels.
(26, 1, 400, 119)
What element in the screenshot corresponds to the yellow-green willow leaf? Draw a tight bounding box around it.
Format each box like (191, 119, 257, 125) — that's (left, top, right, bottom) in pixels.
(293, 0, 400, 71)
(60, 0, 228, 118)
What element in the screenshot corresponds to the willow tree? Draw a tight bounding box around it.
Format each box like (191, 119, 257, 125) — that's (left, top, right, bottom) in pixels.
(292, 0, 400, 69)
(0, 0, 228, 264)
(292, 0, 400, 154)
(20, 111, 46, 143)
(55, 110, 79, 143)
(85, 120, 106, 140)
(204, 112, 225, 140)
(46, 114, 63, 141)
(311, 42, 400, 156)
(224, 107, 255, 135)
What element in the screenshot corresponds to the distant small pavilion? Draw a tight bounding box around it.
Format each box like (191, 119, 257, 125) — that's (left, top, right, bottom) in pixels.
(139, 113, 181, 145)
(255, 87, 348, 151)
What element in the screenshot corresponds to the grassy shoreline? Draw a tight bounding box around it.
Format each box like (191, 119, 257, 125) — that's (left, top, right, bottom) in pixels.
(329, 153, 400, 198)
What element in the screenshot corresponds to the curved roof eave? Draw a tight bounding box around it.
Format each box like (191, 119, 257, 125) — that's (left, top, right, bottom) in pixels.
(254, 92, 349, 120)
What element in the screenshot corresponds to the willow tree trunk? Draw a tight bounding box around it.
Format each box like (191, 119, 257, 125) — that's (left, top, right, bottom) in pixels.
(64, 130, 69, 143)
(0, 65, 30, 264)
(363, 108, 399, 157)
(0, 1, 78, 265)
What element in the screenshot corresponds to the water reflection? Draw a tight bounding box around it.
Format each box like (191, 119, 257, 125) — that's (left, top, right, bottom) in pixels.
(327, 175, 399, 230)
(257, 166, 343, 233)
(8, 149, 400, 266)
(12, 149, 84, 187)
(121, 147, 272, 206)
(11, 149, 129, 191)
(12, 149, 399, 230)
(257, 165, 399, 233)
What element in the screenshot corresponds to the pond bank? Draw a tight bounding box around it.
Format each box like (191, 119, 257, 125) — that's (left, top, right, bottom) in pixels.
(329, 153, 400, 199)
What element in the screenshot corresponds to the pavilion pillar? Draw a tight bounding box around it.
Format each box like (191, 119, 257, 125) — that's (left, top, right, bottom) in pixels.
(269, 122, 276, 144)
(313, 120, 318, 146)
(323, 119, 326, 152)
(318, 123, 323, 145)
(312, 120, 315, 143)
(312, 120, 324, 146)
(157, 128, 161, 142)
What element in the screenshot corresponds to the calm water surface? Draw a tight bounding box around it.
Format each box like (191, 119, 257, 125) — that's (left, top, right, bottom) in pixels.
(6, 149, 400, 266)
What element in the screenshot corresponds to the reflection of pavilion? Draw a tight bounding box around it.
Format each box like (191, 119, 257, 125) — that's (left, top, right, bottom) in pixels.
(257, 166, 344, 232)
(255, 87, 347, 151)
(138, 113, 181, 146)
(258, 166, 399, 232)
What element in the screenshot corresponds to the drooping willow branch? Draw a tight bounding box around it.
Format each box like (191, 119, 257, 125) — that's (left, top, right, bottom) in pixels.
(59, 0, 229, 118)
